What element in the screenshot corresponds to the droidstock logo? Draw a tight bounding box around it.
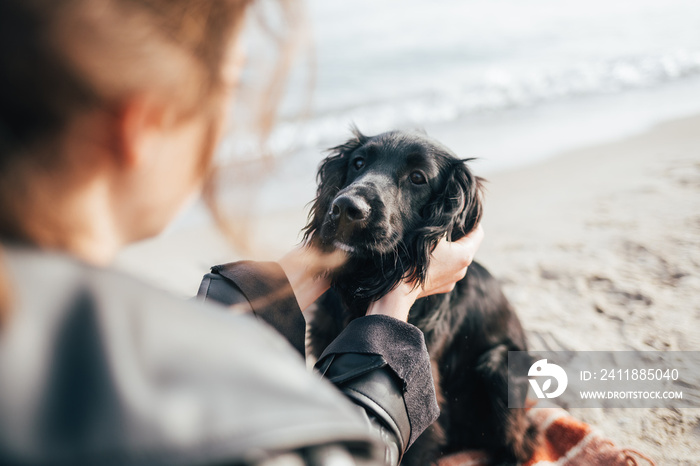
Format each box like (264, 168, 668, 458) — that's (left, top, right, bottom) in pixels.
(528, 359, 568, 399)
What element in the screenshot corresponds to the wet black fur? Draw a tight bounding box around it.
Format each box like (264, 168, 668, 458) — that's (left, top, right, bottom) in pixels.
(304, 128, 538, 465)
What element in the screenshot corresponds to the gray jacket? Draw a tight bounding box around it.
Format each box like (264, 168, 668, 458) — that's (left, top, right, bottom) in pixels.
(0, 247, 438, 465)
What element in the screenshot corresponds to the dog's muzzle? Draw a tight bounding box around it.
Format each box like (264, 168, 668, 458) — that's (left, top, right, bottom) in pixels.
(321, 193, 370, 247)
(318, 175, 399, 255)
(330, 194, 370, 228)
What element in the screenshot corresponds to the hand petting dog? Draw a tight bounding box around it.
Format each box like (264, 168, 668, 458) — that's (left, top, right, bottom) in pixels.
(368, 224, 484, 322)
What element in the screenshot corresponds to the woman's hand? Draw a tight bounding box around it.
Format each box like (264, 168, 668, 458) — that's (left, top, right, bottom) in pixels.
(279, 245, 346, 311)
(366, 224, 484, 322)
(417, 224, 485, 298)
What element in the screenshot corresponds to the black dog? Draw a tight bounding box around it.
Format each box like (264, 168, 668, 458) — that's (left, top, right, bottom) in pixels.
(304, 128, 538, 465)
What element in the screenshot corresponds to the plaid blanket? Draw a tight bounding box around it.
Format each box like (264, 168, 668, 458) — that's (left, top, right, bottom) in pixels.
(437, 403, 655, 466)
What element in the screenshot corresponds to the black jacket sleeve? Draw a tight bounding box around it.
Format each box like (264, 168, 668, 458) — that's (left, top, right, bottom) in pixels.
(198, 261, 439, 464)
(198, 261, 306, 356)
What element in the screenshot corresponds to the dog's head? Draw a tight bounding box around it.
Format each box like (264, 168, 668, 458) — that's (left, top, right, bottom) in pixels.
(303, 127, 483, 303)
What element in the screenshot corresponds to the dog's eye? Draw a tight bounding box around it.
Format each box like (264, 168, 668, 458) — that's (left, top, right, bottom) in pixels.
(410, 171, 427, 185)
(352, 158, 365, 170)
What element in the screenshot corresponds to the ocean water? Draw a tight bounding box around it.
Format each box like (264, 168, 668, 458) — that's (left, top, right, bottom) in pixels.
(269, 0, 700, 151)
(180, 0, 700, 226)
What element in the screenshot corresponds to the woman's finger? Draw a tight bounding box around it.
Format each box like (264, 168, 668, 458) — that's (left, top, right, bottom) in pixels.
(452, 224, 484, 267)
(418, 224, 484, 298)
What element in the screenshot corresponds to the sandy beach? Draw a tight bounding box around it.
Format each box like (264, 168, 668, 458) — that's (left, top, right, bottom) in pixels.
(476, 115, 700, 464)
(116, 114, 700, 464)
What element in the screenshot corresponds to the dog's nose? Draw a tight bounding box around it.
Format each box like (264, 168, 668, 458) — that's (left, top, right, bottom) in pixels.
(330, 195, 370, 225)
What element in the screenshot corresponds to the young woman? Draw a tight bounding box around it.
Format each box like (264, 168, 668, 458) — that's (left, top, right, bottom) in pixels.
(0, 1, 484, 465)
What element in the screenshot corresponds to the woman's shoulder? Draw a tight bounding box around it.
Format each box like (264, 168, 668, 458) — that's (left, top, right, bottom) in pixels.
(0, 246, 380, 465)
(2, 244, 267, 339)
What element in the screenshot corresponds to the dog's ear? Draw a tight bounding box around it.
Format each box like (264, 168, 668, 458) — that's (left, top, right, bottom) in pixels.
(442, 159, 484, 241)
(406, 159, 484, 285)
(302, 127, 369, 244)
